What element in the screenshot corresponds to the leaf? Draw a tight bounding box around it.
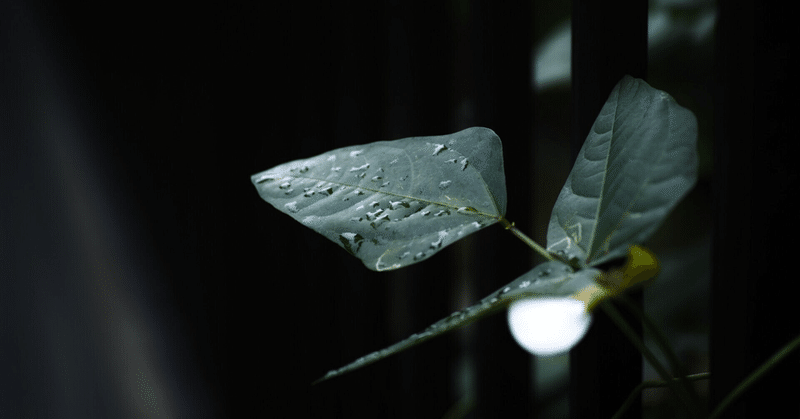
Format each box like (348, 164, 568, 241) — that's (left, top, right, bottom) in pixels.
(314, 261, 601, 383)
(251, 127, 507, 271)
(547, 76, 699, 267)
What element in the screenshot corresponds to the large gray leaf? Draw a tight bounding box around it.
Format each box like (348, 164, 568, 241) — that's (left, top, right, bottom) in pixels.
(314, 261, 601, 383)
(547, 76, 698, 266)
(251, 127, 506, 271)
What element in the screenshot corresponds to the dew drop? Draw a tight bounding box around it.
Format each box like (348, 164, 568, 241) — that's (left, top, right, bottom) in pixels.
(331, 166, 341, 172)
(390, 201, 410, 210)
(255, 174, 277, 184)
(413, 252, 425, 260)
(369, 201, 380, 208)
(279, 182, 292, 189)
(366, 209, 384, 220)
(460, 158, 469, 171)
(319, 187, 333, 195)
(299, 165, 310, 173)
(445, 158, 457, 164)
(354, 189, 365, 196)
(497, 286, 512, 298)
(439, 180, 452, 189)
(519, 280, 531, 288)
(434, 209, 450, 217)
(457, 206, 478, 215)
(432, 144, 447, 155)
(446, 310, 462, 321)
(303, 188, 315, 197)
(350, 150, 364, 157)
(371, 176, 382, 182)
(380, 182, 390, 188)
(349, 163, 370, 172)
(284, 201, 299, 213)
(338, 232, 365, 254)
(421, 210, 431, 216)
(430, 231, 447, 249)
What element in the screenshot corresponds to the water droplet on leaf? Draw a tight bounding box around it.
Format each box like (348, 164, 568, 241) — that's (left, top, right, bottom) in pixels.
(349, 163, 369, 172)
(255, 174, 277, 184)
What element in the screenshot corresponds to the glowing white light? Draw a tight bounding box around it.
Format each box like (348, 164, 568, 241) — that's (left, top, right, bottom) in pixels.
(507, 297, 593, 357)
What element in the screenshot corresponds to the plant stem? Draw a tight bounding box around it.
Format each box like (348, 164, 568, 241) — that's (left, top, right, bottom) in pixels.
(617, 294, 704, 414)
(600, 301, 700, 419)
(498, 216, 556, 262)
(611, 373, 710, 419)
(707, 333, 800, 419)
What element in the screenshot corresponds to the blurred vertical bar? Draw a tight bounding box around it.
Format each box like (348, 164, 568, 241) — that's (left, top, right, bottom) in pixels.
(711, 1, 800, 418)
(570, 1, 647, 418)
(470, 1, 535, 418)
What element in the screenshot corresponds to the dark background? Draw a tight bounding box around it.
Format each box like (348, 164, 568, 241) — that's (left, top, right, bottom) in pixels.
(1, 0, 796, 418)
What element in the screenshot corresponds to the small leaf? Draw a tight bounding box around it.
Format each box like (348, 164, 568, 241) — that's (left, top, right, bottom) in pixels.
(252, 127, 507, 271)
(313, 261, 601, 383)
(547, 76, 699, 266)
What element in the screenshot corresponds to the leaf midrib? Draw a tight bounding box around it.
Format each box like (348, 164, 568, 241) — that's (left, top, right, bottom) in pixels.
(587, 88, 620, 261)
(268, 171, 501, 220)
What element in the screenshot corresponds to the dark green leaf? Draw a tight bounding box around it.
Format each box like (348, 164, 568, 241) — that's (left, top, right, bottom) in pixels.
(252, 127, 507, 271)
(547, 76, 699, 266)
(314, 261, 601, 383)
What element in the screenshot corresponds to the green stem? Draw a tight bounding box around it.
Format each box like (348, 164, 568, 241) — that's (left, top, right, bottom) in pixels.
(611, 373, 710, 419)
(707, 333, 800, 419)
(498, 216, 556, 262)
(600, 301, 700, 419)
(617, 294, 704, 414)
